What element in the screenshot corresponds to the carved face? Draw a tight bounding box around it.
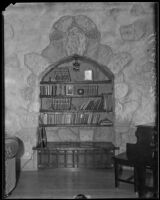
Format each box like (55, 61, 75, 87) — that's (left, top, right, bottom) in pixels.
(65, 27, 87, 56)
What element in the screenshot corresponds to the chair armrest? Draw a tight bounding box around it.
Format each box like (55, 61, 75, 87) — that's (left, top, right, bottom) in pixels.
(5, 136, 19, 160)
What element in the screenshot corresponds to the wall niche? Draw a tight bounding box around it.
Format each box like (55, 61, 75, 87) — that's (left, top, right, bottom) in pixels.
(33, 54, 116, 169)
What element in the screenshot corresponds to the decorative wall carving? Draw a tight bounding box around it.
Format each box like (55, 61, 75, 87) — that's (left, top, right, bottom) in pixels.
(130, 3, 145, 16)
(53, 15, 73, 33)
(97, 44, 113, 65)
(65, 26, 87, 56)
(27, 73, 37, 87)
(115, 83, 129, 99)
(24, 52, 50, 75)
(108, 52, 132, 74)
(120, 19, 147, 41)
(75, 15, 97, 34)
(4, 23, 14, 40)
(5, 54, 20, 69)
(145, 33, 156, 62)
(20, 86, 34, 102)
(42, 15, 101, 61)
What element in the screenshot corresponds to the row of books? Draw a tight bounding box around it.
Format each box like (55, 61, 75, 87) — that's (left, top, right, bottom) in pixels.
(41, 97, 113, 112)
(40, 85, 57, 96)
(52, 98, 71, 110)
(40, 112, 101, 125)
(40, 84, 99, 96)
(46, 68, 71, 82)
(41, 98, 71, 110)
(80, 98, 104, 111)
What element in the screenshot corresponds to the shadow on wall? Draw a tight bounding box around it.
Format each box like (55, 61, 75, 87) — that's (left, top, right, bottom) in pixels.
(15, 137, 24, 186)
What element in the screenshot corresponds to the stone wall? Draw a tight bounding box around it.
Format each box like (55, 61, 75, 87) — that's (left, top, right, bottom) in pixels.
(4, 2, 156, 170)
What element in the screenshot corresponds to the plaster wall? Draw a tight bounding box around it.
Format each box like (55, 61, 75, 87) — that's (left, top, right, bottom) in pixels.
(4, 2, 156, 170)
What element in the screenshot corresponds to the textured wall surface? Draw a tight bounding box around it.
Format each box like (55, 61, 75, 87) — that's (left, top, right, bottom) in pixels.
(4, 2, 156, 170)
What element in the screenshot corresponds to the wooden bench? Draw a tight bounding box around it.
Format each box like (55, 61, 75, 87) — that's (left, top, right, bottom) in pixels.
(33, 142, 119, 169)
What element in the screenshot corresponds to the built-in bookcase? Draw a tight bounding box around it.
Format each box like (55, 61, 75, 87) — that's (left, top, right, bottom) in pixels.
(34, 54, 115, 168)
(39, 81, 113, 127)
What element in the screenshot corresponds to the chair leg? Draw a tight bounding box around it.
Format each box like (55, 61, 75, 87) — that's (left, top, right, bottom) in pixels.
(153, 160, 158, 198)
(135, 165, 146, 197)
(134, 166, 138, 192)
(114, 161, 119, 188)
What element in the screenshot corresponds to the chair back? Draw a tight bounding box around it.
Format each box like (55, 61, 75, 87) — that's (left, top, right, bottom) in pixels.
(126, 143, 153, 165)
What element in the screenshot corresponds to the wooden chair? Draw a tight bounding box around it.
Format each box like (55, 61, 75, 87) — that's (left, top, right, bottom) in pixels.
(112, 152, 137, 192)
(113, 150, 157, 197)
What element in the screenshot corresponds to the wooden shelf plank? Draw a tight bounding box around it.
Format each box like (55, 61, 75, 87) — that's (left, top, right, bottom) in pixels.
(39, 94, 112, 98)
(40, 80, 112, 84)
(39, 124, 113, 127)
(39, 109, 112, 113)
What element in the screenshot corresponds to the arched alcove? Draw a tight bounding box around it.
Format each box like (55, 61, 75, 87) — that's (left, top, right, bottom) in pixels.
(40, 54, 114, 82)
(35, 54, 115, 169)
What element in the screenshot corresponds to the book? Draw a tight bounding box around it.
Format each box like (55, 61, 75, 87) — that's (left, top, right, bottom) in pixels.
(85, 100, 94, 110)
(66, 113, 72, 124)
(43, 113, 48, 124)
(41, 127, 47, 147)
(90, 99, 98, 110)
(52, 85, 57, 96)
(95, 98, 103, 110)
(88, 113, 93, 124)
(104, 94, 112, 112)
(81, 99, 91, 110)
(66, 85, 74, 95)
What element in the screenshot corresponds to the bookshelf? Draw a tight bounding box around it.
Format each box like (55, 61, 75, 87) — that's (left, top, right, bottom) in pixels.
(34, 54, 115, 168)
(39, 82, 113, 127)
